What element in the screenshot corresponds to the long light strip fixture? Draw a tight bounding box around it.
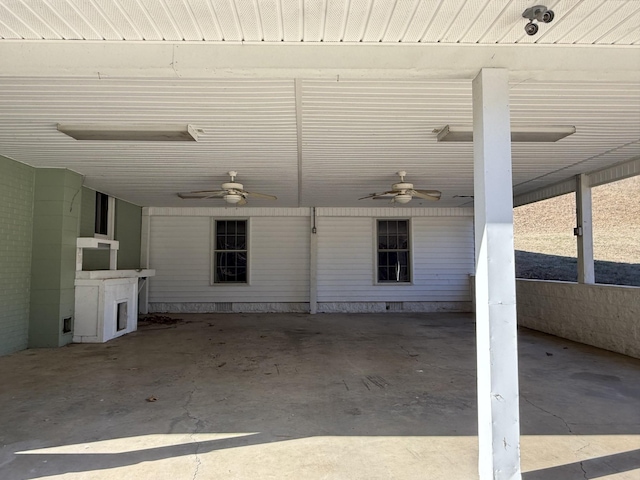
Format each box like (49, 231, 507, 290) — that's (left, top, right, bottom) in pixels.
(57, 124, 200, 141)
(435, 125, 576, 142)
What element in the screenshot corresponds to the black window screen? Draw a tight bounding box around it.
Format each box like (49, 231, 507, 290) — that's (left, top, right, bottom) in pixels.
(95, 192, 109, 235)
(377, 220, 410, 283)
(214, 220, 247, 283)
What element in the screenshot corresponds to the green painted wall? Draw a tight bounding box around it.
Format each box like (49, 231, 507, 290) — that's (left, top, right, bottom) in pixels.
(0, 156, 35, 356)
(79, 187, 141, 270)
(115, 199, 142, 269)
(29, 169, 82, 348)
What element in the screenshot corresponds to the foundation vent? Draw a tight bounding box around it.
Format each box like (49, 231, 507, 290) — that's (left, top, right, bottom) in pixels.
(62, 317, 72, 333)
(214, 302, 233, 312)
(386, 302, 404, 312)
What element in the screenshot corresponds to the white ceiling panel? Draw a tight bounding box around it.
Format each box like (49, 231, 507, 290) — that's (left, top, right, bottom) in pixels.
(188, 0, 223, 40)
(234, 0, 261, 41)
(1, 75, 636, 207)
(0, 1, 639, 209)
(138, 0, 179, 40)
(421, 0, 466, 43)
(381, 0, 418, 42)
(211, 0, 242, 41)
(303, 0, 325, 42)
(68, 0, 122, 40)
(1, 0, 637, 45)
(280, 0, 302, 41)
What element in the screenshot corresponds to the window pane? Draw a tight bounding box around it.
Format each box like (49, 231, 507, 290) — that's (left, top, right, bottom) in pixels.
(95, 192, 109, 235)
(214, 221, 248, 283)
(399, 266, 409, 282)
(376, 220, 410, 283)
(236, 267, 247, 282)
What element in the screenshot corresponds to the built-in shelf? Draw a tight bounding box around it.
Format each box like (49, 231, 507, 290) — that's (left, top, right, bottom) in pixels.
(75, 269, 155, 280)
(76, 237, 119, 270)
(76, 237, 119, 250)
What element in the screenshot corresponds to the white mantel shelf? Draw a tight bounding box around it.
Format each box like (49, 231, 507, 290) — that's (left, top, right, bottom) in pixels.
(75, 269, 155, 281)
(76, 237, 119, 249)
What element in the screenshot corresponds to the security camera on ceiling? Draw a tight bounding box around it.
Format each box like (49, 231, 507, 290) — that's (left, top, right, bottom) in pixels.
(522, 5, 555, 36)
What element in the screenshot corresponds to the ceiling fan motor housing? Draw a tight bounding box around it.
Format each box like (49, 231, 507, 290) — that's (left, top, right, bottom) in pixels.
(222, 182, 243, 191)
(392, 182, 413, 192)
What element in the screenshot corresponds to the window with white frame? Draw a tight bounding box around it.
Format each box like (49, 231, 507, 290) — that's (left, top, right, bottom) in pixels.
(94, 191, 115, 239)
(377, 219, 411, 283)
(213, 220, 248, 284)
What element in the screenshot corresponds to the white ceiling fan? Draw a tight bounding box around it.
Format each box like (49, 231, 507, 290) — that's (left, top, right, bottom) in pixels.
(359, 171, 441, 204)
(177, 171, 277, 206)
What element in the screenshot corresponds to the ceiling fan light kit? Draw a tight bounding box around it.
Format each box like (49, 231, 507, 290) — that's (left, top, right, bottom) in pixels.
(359, 171, 441, 205)
(177, 171, 277, 206)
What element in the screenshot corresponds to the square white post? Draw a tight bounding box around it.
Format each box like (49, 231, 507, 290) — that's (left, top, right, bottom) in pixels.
(576, 174, 595, 284)
(309, 208, 318, 314)
(139, 208, 151, 314)
(473, 68, 521, 480)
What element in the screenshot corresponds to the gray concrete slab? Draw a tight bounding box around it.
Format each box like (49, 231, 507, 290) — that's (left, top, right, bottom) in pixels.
(1, 313, 639, 479)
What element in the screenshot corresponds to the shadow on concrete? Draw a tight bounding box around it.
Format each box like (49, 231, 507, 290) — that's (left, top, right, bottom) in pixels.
(524, 448, 640, 480)
(1, 313, 640, 479)
(515, 250, 640, 287)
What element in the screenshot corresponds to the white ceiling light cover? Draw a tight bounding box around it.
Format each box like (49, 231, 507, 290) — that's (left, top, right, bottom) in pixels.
(57, 124, 200, 142)
(436, 125, 576, 143)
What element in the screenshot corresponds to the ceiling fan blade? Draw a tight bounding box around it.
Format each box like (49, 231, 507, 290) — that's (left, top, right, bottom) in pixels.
(178, 190, 226, 199)
(359, 191, 396, 200)
(188, 189, 226, 195)
(244, 191, 277, 200)
(237, 197, 248, 206)
(411, 189, 442, 201)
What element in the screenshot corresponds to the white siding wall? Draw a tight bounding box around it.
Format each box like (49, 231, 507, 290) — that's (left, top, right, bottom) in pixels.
(317, 216, 474, 302)
(146, 207, 474, 311)
(148, 215, 310, 304)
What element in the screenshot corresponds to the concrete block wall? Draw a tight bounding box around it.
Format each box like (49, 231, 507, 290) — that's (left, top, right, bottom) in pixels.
(0, 156, 35, 356)
(29, 169, 83, 348)
(517, 279, 640, 359)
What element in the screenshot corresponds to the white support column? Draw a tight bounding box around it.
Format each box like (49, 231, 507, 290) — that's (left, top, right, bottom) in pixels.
(309, 207, 318, 314)
(473, 68, 521, 480)
(139, 208, 151, 314)
(576, 174, 595, 284)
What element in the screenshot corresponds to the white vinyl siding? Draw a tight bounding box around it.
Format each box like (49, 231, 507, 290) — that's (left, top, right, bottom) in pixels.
(148, 216, 310, 303)
(317, 216, 473, 302)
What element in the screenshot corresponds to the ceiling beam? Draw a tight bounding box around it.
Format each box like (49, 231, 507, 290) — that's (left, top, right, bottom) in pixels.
(1, 42, 639, 83)
(513, 156, 640, 207)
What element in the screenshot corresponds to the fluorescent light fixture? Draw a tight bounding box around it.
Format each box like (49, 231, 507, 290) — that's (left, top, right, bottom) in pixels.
(435, 125, 575, 142)
(57, 124, 200, 141)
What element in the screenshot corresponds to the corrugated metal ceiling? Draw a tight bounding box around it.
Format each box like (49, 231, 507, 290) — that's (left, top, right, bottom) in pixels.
(1, 0, 639, 45)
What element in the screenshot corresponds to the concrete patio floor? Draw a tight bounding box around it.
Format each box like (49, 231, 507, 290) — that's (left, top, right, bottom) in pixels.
(1, 312, 639, 480)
